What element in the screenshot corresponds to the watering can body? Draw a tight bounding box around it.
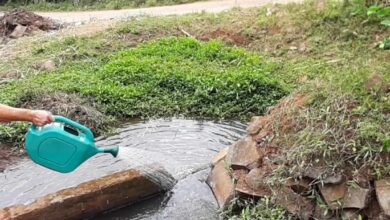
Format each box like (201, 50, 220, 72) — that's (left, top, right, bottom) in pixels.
(25, 116, 118, 173)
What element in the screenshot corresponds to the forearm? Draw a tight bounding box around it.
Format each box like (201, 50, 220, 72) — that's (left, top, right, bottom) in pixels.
(0, 104, 33, 123)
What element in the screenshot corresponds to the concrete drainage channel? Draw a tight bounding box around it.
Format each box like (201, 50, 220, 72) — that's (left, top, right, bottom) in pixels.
(0, 118, 246, 219)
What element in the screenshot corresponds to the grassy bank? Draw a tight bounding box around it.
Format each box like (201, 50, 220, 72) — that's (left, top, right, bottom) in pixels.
(0, 36, 289, 145)
(0, 0, 202, 11)
(0, 0, 389, 218)
(1, 37, 287, 119)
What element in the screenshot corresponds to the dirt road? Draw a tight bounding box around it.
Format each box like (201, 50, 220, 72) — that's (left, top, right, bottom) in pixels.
(28, 0, 302, 23)
(0, 0, 302, 59)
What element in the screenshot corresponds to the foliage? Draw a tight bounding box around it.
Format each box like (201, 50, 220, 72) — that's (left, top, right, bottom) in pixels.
(367, 4, 390, 49)
(367, 4, 390, 27)
(384, 138, 390, 152)
(226, 197, 295, 220)
(381, 19, 390, 26)
(0, 122, 28, 146)
(367, 5, 390, 18)
(379, 37, 390, 48)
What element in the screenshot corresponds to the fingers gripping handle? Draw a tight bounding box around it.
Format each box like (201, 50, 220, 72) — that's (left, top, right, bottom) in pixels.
(54, 116, 95, 141)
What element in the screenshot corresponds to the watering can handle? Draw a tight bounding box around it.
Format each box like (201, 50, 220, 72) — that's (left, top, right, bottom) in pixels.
(54, 116, 95, 141)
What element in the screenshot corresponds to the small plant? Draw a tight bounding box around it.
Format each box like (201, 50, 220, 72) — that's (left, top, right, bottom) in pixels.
(379, 37, 390, 49)
(367, 4, 390, 49)
(367, 5, 390, 19)
(381, 19, 390, 26)
(368, 4, 390, 25)
(384, 138, 390, 152)
(227, 197, 294, 220)
(0, 122, 29, 147)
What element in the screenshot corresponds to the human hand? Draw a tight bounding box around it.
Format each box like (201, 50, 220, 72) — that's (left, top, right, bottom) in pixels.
(30, 110, 53, 126)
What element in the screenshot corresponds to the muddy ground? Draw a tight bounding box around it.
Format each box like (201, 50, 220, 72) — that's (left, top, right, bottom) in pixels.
(0, 144, 21, 172)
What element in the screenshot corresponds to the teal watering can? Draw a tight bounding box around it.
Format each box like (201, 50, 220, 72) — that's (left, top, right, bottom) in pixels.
(25, 116, 119, 173)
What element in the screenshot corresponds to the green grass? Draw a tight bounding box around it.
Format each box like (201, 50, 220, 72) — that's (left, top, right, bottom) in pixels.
(1, 37, 287, 119)
(225, 197, 294, 220)
(0, 37, 287, 145)
(0, 0, 202, 11)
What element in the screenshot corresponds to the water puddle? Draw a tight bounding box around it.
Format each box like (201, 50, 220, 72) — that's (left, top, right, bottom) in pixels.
(0, 118, 246, 219)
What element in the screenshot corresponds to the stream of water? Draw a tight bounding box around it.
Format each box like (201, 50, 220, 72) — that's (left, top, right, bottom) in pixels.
(0, 118, 247, 219)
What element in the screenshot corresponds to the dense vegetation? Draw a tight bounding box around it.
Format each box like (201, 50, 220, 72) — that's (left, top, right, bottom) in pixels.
(0, 0, 200, 11)
(0, 37, 287, 145)
(0, 0, 389, 218)
(1, 37, 287, 119)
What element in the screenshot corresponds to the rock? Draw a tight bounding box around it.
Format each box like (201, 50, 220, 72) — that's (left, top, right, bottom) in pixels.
(365, 73, 389, 93)
(341, 209, 360, 219)
(316, 0, 326, 11)
(313, 204, 334, 220)
(207, 160, 234, 210)
(354, 174, 370, 189)
(343, 186, 370, 209)
(0, 9, 59, 38)
(286, 178, 311, 195)
(234, 169, 271, 197)
(37, 60, 56, 71)
(254, 129, 272, 143)
(363, 194, 384, 220)
(245, 167, 268, 191)
(302, 167, 344, 184)
(211, 147, 228, 167)
(9, 25, 27, 39)
(299, 42, 306, 52)
(225, 137, 260, 170)
(302, 167, 323, 179)
(323, 174, 344, 184)
(375, 178, 390, 217)
(275, 187, 314, 220)
(319, 182, 346, 210)
(266, 8, 273, 16)
(246, 116, 265, 135)
(0, 167, 175, 220)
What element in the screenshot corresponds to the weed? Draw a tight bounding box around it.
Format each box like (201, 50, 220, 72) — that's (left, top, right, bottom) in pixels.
(226, 197, 295, 220)
(379, 36, 390, 48)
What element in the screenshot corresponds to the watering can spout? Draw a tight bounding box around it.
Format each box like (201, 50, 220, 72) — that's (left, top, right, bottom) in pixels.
(97, 146, 119, 158)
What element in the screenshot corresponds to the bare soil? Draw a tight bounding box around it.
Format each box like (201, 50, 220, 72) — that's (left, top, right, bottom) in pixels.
(0, 144, 22, 172)
(21, 92, 112, 135)
(0, 9, 58, 38)
(32, 0, 303, 23)
(198, 27, 249, 45)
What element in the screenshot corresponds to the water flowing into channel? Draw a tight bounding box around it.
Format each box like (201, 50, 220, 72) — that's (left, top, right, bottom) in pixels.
(0, 118, 247, 219)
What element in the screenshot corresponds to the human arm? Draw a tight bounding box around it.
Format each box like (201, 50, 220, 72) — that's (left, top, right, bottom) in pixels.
(0, 104, 53, 126)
